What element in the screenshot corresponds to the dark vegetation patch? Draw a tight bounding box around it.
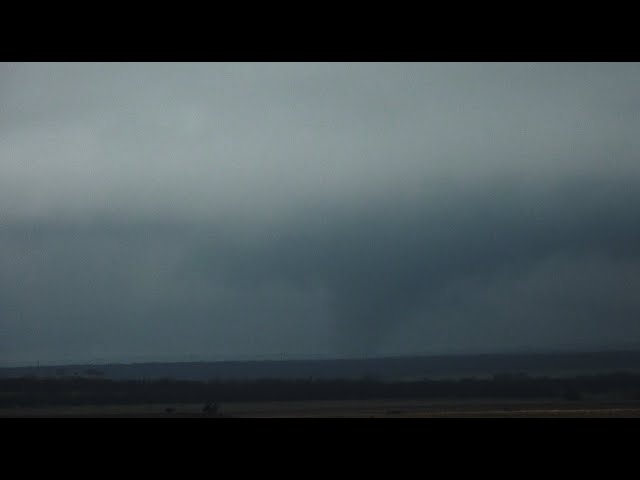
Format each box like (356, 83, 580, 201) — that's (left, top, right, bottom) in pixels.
(2, 372, 640, 407)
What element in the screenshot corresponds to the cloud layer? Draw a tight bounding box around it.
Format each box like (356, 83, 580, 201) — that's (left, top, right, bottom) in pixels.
(1, 63, 640, 365)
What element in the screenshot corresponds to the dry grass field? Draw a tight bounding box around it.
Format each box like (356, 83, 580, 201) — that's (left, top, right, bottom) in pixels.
(3, 398, 640, 417)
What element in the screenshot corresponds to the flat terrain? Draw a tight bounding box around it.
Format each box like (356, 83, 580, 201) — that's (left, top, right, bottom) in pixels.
(5, 350, 640, 382)
(3, 398, 640, 417)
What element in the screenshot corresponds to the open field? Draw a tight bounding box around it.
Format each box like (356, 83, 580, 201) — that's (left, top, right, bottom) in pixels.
(3, 398, 640, 417)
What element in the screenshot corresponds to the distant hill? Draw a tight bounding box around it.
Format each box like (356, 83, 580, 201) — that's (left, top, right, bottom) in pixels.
(3, 350, 640, 382)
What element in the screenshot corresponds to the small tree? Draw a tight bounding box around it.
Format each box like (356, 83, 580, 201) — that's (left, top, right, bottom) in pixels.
(202, 402, 219, 415)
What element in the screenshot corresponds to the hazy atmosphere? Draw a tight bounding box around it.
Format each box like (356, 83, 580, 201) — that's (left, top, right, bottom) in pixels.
(1, 62, 640, 367)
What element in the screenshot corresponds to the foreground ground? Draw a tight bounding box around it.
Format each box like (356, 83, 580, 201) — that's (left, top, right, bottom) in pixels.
(3, 398, 640, 417)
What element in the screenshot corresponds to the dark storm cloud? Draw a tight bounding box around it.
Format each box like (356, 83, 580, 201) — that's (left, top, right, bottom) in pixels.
(5, 175, 638, 363)
(1, 63, 640, 365)
(183, 174, 640, 354)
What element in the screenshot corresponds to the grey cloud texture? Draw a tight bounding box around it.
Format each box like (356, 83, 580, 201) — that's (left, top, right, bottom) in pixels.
(1, 63, 639, 365)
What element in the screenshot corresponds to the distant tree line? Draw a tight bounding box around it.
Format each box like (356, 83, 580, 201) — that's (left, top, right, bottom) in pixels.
(1, 372, 640, 407)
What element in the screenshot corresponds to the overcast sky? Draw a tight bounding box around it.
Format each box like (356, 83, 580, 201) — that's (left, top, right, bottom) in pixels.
(1, 62, 640, 366)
